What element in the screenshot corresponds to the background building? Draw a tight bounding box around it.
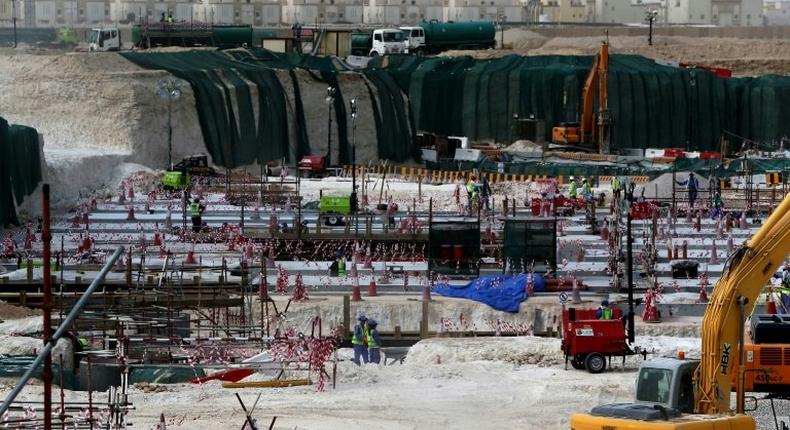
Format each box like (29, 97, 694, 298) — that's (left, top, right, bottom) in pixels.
(0, 0, 769, 27)
(765, 0, 790, 25)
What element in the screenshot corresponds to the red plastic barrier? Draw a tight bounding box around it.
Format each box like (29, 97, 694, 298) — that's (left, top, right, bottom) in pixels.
(189, 368, 254, 384)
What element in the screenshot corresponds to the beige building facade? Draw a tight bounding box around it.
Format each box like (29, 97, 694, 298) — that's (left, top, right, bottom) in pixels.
(1, 0, 767, 27)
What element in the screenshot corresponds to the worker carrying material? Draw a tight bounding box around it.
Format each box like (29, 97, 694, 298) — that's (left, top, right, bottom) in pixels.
(366, 319, 382, 364)
(190, 198, 206, 232)
(352, 314, 369, 365)
(676, 172, 699, 208)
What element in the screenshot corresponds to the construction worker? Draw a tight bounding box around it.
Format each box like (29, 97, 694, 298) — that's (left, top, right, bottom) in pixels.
(581, 178, 594, 219)
(568, 176, 578, 199)
(677, 172, 699, 208)
(480, 175, 492, 211)
(190, 198, 206, 232)
(611, 176, 622, 201)
(466, 175, 478, 209)
(166, 12, 174, 23)
(595, 300, 613, 320)
(581, 178, 593, 200)
(366, 319, 382, 364)
(336, 250, 345, 277)
(711, 192, 723, 219)
(351, 314, 369, 365)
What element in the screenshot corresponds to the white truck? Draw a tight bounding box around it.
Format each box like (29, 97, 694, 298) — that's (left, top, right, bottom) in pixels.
(350, 28, 407, 57)
(399, 26, 425, 54)
(88, 27, 121, 51)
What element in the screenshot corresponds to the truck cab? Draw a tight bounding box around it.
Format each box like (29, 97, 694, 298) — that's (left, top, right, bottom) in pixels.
(370, 28, 407, 56)
(399, 26, 425, 54)
(89, 27, 121, 52)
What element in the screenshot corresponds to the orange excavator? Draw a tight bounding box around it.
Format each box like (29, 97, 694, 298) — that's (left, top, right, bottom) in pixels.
(552, 41, 612, 154)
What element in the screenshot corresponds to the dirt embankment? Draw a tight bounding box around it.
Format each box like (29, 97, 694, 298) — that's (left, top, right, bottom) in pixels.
(451, 29, 790, 76)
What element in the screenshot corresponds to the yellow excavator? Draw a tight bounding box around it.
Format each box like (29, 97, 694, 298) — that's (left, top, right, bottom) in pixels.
(570, 193, 790, 429)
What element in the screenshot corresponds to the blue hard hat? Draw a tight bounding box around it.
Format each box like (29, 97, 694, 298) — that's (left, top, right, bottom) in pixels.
(602, 300, 609, 306)
(358, 313, 367, 321)
(368, 319, 378, 326)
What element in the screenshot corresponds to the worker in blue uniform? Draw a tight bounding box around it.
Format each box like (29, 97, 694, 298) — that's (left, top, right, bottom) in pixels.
(367, 319, 382, 364)
(351, 314, 369, 365)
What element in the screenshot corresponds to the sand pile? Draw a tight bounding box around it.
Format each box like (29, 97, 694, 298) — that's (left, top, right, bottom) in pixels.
(0, 301, 40, 320)
(407, 337, 563, 367)
(455, 30, 790, 75)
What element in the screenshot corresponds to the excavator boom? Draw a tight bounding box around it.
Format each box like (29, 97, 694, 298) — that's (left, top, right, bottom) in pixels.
(696, 193, 790, 413)
(552, 41, 610, 153)
(571, 193, 790, 429)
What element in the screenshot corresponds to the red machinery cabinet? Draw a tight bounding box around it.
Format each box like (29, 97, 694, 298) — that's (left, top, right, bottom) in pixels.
(561, 308, 629, 373)
(298, 156, 326, 175)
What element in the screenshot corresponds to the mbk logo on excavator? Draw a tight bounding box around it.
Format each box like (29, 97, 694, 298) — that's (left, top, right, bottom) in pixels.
(720, 343, 732, 375)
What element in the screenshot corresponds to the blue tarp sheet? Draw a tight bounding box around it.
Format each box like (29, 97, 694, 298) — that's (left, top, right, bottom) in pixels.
(434, 274, 545, 313)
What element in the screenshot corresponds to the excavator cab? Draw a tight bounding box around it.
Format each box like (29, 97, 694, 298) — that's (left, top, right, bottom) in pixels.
(552, 123, 580, 145)
(571, 357, 754, 429)
(581, 358, 696, 423)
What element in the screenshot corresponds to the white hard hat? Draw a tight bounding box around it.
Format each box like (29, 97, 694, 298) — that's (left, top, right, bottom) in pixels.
(569, 176, 575, 180)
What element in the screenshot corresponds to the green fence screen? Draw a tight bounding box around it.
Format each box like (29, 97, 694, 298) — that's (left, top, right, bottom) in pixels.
(0, 117, 43, 226)
(370, 54, 790, 152)
(122, 48, 416, 169)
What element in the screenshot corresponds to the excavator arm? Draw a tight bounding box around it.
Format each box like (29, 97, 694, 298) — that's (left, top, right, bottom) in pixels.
(570, 195, 790, 430)
(578, 47, 601, 142)
(554, 41, 610, 153)
(696, 193, 790, 413)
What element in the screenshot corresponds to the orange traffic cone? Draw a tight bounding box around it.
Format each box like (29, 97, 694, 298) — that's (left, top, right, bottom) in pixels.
(351, 284, 362, 301)
(184, 243, 197, 265)
(367, 280, 378, 297)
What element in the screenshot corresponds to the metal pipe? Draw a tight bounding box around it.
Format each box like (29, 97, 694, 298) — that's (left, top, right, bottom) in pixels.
(43, 184, 53, 429)
(627, 211, 635, 344)
(0, 246, 125, 418)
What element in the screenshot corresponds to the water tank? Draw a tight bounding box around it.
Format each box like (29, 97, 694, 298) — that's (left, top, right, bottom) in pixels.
(131, 24, 142, 45)
(419, 20, 496, 49)
(212, 25, 253, 46)
(351, 32, 372, 54)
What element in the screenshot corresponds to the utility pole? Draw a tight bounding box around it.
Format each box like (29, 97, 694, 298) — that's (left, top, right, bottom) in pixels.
(499, 15, 505, 49)
(625, 183, 636, 344)
(350, 98, 358, 213)
(12, 0, 17, 48)
(325, 86, 336, 167)
(157, 79, 184, 170)
(645, 10, 658, 46)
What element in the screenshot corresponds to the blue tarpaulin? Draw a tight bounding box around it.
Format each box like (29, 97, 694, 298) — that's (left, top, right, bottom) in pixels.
(434, 274, 545, 313)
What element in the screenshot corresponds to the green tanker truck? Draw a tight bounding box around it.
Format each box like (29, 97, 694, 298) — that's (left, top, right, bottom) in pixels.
(131, 24, 278, 49)
(89, 24, 279, 51)
(400, 20, 496, 55)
